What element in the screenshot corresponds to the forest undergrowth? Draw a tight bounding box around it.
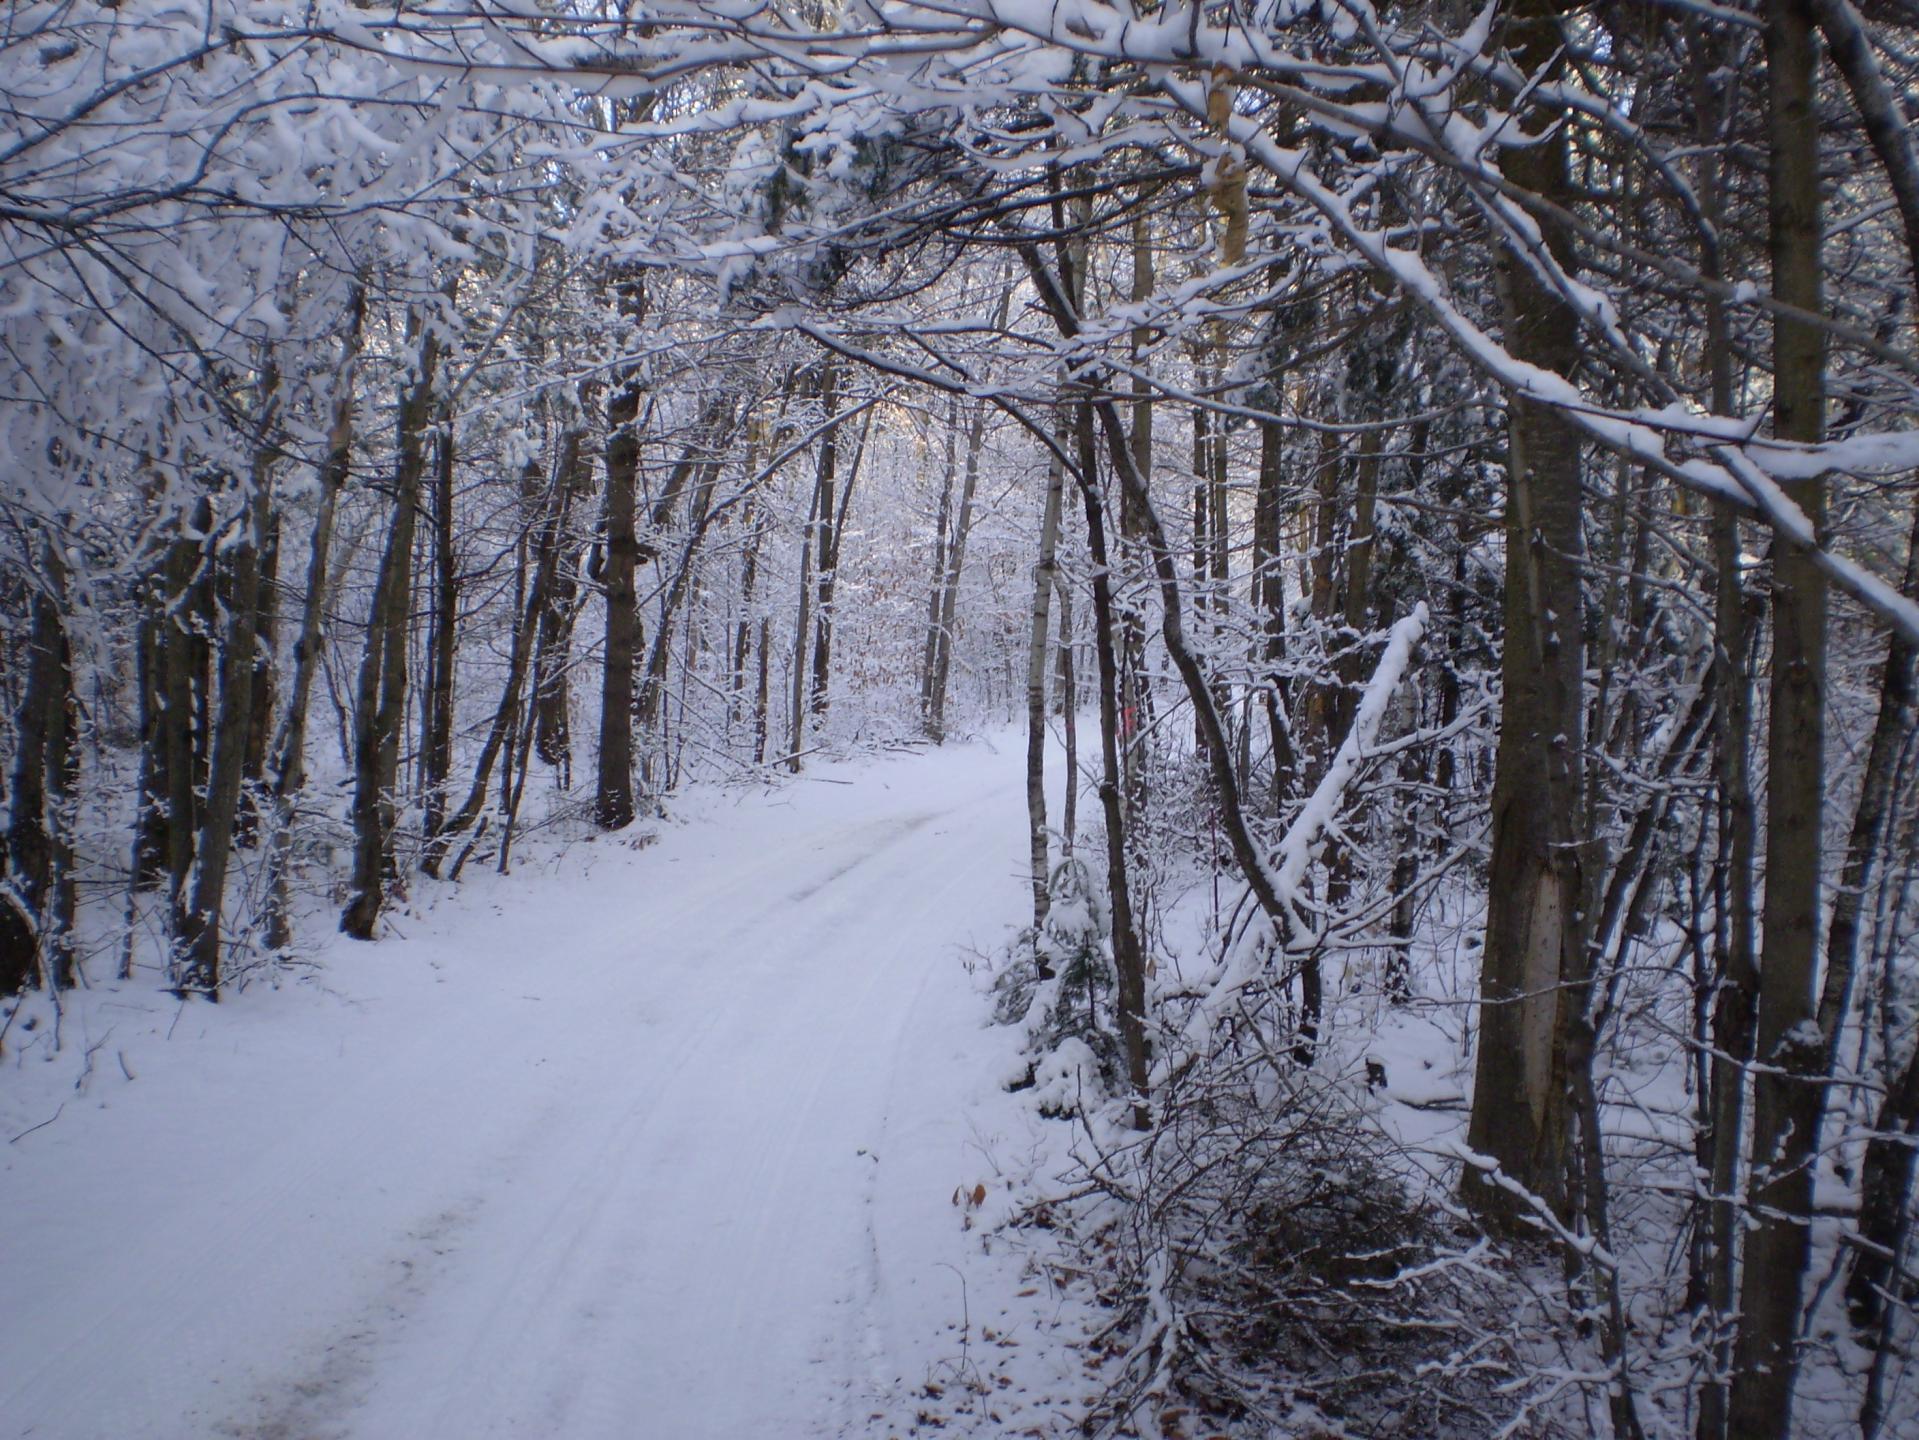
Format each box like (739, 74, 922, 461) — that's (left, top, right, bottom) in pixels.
(969, 751, 1911, 1440)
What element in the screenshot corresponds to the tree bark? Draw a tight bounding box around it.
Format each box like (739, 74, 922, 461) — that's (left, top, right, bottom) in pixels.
(161, 501, 210, 943)
(1071, 395, 1152, 1129)
(179, 469, 271, 994)
(421, 405, 458, 837)
(806, 363, 842, 720)
(596, 369, 643, 831)
(1462, 0, 1591, 1230)
(811, 402, 873, 721)
(533, 426, 588, 785)
(1251, 415, 1295, 810)
(342, 313, 439, 938)
(920, 396, 958, 728)
(787, 467, 822, 770)
(927, 397, 990, 742)
(1692, 38, 1760, 1430)
(264, 284, 364, 950)
(425, 460, 569, 873)
(7, 533, 77, 991)
(1728, 1, 1829, 1429)
(1026, 429, 1066, 931)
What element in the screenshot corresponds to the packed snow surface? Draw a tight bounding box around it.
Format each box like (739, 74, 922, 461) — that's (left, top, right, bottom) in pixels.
(2, 736, 1052, 1439)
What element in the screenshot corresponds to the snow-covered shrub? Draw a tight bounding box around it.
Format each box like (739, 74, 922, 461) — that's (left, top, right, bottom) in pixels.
(992, 853, 1124, 1114)
(1067, 1039, 1541, 1438)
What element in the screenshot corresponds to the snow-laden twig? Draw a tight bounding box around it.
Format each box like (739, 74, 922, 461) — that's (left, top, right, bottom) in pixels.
(1184, 604, 1428, 1048)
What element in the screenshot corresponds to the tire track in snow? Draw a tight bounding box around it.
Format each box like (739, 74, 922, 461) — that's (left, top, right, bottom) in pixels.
(3, 742, 1032, 1440)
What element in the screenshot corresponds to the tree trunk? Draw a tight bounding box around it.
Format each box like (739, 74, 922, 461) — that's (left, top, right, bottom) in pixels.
(534, 427, 588, 785)
(7, 534, 76, 991)
(1071, 395, 1152, 1129)
(179, 470, 271, 995)
(233, 507, 279, 850)
(425, 460, 569, 873)
(264, 284, 364, 950)
(920, 397, 958, 728)
(1026, 432, 1066, 930)
(788, 459, 822, 770)
(928, 399, 990, 743)
(161, 502, 209, 943)
(131, 584, 169, 888)
(1056, 567, 1077, 852)
(342, 314, 439, 938)
(1462, 0, 1591, 1230)
(1727, 2, 1829, 1429)
(812, 402, 874, 721)
(733, 491, 764, 734)
(1843, 507, 1919, 1334)
(753, 616, 771, 765)
(807, 364, 842, 719)
(421, 405, 458, 837)
(1251, 415, 1295, 810)
(638, 454, 724, 746)
(596, 371, 643, 831)
(1693, 39, 1761, 1427)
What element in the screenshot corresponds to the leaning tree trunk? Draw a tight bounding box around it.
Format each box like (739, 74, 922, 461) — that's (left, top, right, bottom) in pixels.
(342, 315, 439, 939)
(424, 459, 569, 875)
(811, 403, 874, 721)
(264, 285, 364, 950)
(638, 454, 725, 748)
(927, 400, 986, 742)
(1024, 239, 1323, 1127)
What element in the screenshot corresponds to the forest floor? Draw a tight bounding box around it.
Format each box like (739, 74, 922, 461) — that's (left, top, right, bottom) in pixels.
(0, 732, 1101, 1439)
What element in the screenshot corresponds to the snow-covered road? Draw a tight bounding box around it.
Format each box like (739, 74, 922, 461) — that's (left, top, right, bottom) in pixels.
(2, 737, 1050, 1439)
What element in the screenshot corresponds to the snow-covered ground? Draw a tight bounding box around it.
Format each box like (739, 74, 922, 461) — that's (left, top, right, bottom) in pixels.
(1, 733, 1091, 1440)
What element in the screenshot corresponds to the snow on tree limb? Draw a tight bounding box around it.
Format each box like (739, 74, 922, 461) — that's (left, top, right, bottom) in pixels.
(1183, 602, 1428, 1050)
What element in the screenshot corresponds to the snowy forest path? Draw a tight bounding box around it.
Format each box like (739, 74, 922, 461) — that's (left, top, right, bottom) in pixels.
(0, 735, 1039, 1440)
